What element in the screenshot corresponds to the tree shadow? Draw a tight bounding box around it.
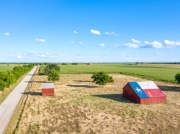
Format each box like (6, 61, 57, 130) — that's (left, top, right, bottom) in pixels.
(22, 91, 42, 96)
(74, 80, 92, 83)
(92, 94, 135, 103)
(67, 84, 97, 88)
(158, 85, 180, 92)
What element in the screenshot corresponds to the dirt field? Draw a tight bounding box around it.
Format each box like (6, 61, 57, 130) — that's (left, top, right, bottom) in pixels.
(13, 74, 180, 133)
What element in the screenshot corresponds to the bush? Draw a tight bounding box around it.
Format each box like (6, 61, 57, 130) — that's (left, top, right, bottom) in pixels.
(91, 71, 114, 86)
(47, 69, 60, 81)
(0, 80, 6, 91)
(175, 73, 180, 83)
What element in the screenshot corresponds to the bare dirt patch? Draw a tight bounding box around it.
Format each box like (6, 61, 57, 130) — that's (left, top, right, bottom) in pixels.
(14, 74, 180, 133)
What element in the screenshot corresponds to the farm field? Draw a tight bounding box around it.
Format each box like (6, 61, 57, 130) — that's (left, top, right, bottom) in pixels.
(8, 73, 180, 133)
(0, 64, 17, 72)
(40, 64, 180, 83)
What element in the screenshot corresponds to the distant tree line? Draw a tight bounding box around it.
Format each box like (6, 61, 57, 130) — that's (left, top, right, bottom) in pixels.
(0, 64, 34, 91)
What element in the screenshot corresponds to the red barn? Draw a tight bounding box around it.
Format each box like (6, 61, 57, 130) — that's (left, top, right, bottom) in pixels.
(41, 83, 54, 96)
(123, 81, 166, 104)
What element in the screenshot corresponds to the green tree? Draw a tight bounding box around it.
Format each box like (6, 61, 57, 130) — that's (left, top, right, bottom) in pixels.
(91, 71, 114, 86)
(47, 69, 60, 81)
(0, 80, 6, 91)
(44, 64, 60, 75)
(175, 73, 180, 83)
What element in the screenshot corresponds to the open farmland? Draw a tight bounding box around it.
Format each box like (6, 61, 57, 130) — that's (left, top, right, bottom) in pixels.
(8, 72, 180, 133)
(40, 64, 180, 83)
(0, 64, 16, 72)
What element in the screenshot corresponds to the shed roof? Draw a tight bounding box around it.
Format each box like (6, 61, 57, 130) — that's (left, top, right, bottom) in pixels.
(42, 83, 54, 89)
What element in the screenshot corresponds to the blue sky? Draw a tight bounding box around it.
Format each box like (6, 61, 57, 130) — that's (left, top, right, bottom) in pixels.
(0, 0, 180, 62)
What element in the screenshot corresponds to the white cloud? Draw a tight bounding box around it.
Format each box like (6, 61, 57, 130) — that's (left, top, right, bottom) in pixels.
(111, 44, 121, 47)
(4, 32, 10, 36)
(164, 40, 180, 46)
(105, 31, 120, 36)
(35, 39, 46, 42)
(144, 41, 150, 44)
(124, 39, 164, 49)
(90, 29, 101, 35)
(17, 55, 23, 59)
(98, 43, 105, 47)
(131, 39, 141, 44)
(151, 41, 163, 48)
(79, 41, 83, 44)
(124, 43, 139, 48)
(73, 31, 78, 34)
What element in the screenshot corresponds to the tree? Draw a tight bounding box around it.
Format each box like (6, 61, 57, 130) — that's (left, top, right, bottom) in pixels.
(0, 80, 6, 91)
(175, 73, 180, 83)
(44, 64, 60, 75)
(47, 69, 60, 81)
(91, 71, 114, 86)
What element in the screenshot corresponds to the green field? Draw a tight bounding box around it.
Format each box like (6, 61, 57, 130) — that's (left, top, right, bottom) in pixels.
(0, 64, 17, 72)
(40, 64, 180, 83)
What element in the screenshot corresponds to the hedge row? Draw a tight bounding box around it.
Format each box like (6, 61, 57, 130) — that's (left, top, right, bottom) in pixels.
(0, 64, 34, 91)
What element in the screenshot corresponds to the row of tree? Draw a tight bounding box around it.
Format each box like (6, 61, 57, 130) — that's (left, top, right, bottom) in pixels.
(43, 64, 114, 85)
(0, 64, 34, 91)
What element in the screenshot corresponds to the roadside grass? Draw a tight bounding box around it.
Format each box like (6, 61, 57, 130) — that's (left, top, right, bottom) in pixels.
(4, 66, 39, 134)
(40, 64, 180, 83)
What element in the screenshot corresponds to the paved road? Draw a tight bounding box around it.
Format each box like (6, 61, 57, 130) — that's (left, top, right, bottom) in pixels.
(0, 66, 37, 134)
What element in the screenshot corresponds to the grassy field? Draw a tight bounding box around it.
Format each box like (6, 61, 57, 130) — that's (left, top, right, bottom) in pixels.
(0, 64, 17, 72)
(8, 73, 180, 133)
(40, 64, 180, 83)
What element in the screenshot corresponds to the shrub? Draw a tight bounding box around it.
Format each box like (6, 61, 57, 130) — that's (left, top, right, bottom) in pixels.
(175, 73, 180, 83)
(91, 71, 114, 86)
(47, 69, 60, 81)
(0, 80, 6, 91)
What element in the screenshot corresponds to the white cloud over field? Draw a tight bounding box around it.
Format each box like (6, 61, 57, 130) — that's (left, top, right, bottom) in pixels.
(97, 43, 105, 47)
(90, 29, 101, 35)
(105, 31, 120, 36)
(4, 32, 10, 36)
(131, 39, 141, 44)
(164, 40, 180, 46)
(73, 31, 78, 34)
(35, 38, 46, 42)
(122, 39, 180, 49)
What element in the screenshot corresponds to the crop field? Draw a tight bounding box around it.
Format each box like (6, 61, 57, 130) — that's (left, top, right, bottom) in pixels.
(8, 72, 180, 133)
(0, 64, 16, 72)
(40, 64, 180, 83)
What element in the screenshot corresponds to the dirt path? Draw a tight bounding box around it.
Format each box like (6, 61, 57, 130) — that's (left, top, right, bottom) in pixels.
(0, 66, 37, 134)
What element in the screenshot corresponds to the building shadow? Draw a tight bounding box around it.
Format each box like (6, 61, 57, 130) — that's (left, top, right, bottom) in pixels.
(158, 85, 180, 92)
(92, 94, 135, 103)
(67, 84, 97, 88)
(22, 91, 42, 96)
(25, 81, 51, 83)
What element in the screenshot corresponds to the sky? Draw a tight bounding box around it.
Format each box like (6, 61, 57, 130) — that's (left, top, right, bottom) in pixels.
(0, 0, 180, 63)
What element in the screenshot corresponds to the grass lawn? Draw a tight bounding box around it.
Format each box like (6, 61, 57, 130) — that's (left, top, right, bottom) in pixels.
(40, 64, 180, 83)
